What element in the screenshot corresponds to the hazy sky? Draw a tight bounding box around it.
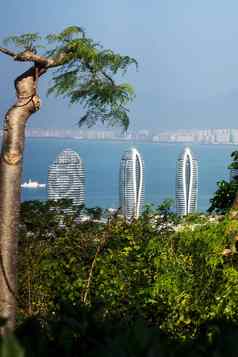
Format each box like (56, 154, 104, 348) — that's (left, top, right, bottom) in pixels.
(1, 0, 238, 130)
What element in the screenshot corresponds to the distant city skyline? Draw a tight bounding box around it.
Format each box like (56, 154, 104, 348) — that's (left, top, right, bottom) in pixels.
(3, 127, 238, 145)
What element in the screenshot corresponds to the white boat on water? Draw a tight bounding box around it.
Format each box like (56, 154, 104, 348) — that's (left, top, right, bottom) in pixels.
(21, 179, 46, 189)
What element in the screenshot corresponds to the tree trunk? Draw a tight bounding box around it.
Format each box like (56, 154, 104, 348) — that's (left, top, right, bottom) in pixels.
(232, 194, 238, 210)
(0, 66, 40, 333)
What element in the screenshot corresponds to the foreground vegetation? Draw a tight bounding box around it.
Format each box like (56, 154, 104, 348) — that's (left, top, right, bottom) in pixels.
(0, 26, 136, 330)
(1, 200, 238, 355)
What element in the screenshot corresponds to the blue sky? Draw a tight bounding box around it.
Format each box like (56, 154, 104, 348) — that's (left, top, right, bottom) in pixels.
(1, 0, 238, 130)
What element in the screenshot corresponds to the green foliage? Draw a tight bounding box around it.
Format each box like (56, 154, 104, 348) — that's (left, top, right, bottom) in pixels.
(46, 29, 136, 129)
(3, 33, 42, 51)
(208, 150, 238, 214)
(0, 335, 25, 357)
(208, 180, 238, 214)
(17, 200, 238, 340)
(3, 26, 136, 130)
(181, 212, 210, 225)
(229, 150, 238, 170)
(11, 312, 238, 357)
(18, 200, 102, 316)
(91, 214, 238, 339)
(14, 199, 238, 353)
(149, 221, 228, 337)
(84, 206, 103, 220)
(17, 200, 177, 317)
(46, 26, 85, 43)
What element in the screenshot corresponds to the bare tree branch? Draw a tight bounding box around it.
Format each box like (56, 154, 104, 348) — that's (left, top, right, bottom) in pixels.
(0, 46, 16, 58)
(0, 46, 116, 86)
(14, 50, 53, 66)
(0, 46, 54, 66)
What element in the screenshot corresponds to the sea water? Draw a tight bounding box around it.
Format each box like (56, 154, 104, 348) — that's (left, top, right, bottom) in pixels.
(21, 138, 236, 212)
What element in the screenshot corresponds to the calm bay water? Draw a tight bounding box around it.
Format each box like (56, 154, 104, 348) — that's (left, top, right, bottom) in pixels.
(21, 138, 237, 212)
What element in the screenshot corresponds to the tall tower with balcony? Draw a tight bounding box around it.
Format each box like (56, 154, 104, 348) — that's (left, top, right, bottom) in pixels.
(119, 147, 144, 220)
(48, 148, 85, 207)
(176, 147, 198, 216)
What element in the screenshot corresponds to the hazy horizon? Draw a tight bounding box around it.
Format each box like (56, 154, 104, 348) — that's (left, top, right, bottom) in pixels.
(1, 1, 238, 131)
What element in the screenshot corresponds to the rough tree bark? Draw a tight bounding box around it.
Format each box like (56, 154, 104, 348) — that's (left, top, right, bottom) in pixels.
(0, 43, 59, 334)
(0, 64, 42, 333)
(0, 48, 68, 334)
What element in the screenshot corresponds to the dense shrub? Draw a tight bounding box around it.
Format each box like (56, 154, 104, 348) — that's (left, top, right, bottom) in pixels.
(16, 200, 238, 344)
(208, 150, 238, 214)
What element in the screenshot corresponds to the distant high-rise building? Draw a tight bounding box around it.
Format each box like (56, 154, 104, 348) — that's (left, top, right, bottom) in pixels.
(176, 147, 198, 216)
(230, 167, 238, 182)
(119, 147, 144, 220)
(48, 148, 85, 206)
(229, 152, 238, 182)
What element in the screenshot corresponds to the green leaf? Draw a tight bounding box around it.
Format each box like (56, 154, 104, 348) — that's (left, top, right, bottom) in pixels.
(0, 335, 25, 357)
(3, 33, 42, 51)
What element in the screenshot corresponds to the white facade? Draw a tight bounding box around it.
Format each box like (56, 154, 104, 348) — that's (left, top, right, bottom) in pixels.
(119, 147, 144, 220)
(48, 148, 85, 206)
(176, 147, 198, 216)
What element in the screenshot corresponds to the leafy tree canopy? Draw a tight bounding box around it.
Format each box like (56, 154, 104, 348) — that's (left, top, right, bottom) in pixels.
(208, 180, 238, 215)
(3, 26, 137, 129)
(208, 151, 238, 214)
(229, 150, 238, 169)
(17, 199, 238, 341)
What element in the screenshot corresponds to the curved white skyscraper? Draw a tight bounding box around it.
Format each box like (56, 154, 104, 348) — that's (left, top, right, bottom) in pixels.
(119, 147, 144, 220)
(176, 147, 198, 216)
(48, 148, 85, 206)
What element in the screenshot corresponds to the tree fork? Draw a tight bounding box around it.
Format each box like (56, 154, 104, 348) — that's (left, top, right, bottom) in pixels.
(0, 66, 41, 333)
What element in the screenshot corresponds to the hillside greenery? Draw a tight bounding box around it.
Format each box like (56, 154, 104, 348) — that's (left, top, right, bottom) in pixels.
(208, 150, 238, 214)
(1, 199, 237, 355)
